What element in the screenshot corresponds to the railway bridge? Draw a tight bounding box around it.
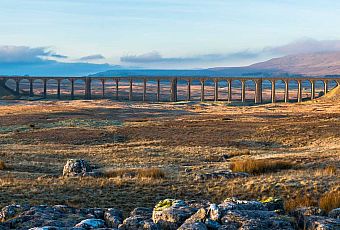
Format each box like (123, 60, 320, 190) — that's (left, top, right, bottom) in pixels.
(0, 76, 339, 103)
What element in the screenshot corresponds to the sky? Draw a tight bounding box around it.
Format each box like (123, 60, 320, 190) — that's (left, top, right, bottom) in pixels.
(1, 0, 340, 75)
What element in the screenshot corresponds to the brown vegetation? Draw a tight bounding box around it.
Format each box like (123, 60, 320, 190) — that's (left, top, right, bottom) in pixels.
(319, 190, 340, 213)
(230, 159, 293, 174)
(103, 167, 166, 179)
(284, 196, 316, 213)
(0, 160, 5, 170)
(0, 99, 339, 214)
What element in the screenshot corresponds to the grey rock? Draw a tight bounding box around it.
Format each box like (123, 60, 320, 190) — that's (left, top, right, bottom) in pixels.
(0, 204, 28, 222)
(204, 218, 221, 229)
(221, 210, 294, 230)
(194, 171, 249, 181)
(104, 208, 123, 228)
(208, 204, 222, 221)
(130, 207, 153, 219)
(219, 198, 267, 211)
(29, 227, 61, 230)
(152, 199, 195, 230)
(119, 216, 159, 230)
(328, 208, 340, 219)
(291, 206, 326, 228)
(74, 219, 106, 229)
(305, 215, 340, 230)
(178, 222, 207, 230)
(63, 159, 92, 177)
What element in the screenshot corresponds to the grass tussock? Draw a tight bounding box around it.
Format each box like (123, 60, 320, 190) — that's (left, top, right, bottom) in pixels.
(103, 167, 166, 179)
(315, 165, 337, 176)
(284, 196, 316, 212)
(319, 190, 340, 213)
(0, 160, 6, 170)
(230, 159, 293, 174)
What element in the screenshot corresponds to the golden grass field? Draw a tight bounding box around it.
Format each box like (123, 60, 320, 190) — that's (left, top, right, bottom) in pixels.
(0, 89, 339, 215)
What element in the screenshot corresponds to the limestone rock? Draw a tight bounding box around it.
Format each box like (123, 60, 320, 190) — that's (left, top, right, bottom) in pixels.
(260, 197, 284, 212)
(208, 204, 222, 221)
(219, 198, 268, 211)
(291, 206, 326, 228)
(118, 216, 159, 230)
(74, 219, 106, 229)
(328, 208, 340, 219)
(305, 215, 340, 230)
(28, 227, 61, 230)
(152, 199, 196, 230)
(104, 208, 123, 228)
(220, 210, 294, 230)
(194, 171, 249, 181)
(63, 159, 92, 177)
(118, 207, 158, 230)
(204, 218, 221, 229)
(130, 207, 153, 219)
(0, 204, 28, 222)
(178, 222, 207, 230)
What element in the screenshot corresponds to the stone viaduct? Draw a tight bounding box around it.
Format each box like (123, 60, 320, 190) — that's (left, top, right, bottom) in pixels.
(0, 76, 339, 103)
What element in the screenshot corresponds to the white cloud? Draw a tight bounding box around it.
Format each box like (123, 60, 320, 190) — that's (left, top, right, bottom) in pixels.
(0, 46, 67, 64)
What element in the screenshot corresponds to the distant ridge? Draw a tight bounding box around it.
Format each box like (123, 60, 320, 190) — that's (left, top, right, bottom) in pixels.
(93, 52, 340, 77)
(248, 52, 340, 76)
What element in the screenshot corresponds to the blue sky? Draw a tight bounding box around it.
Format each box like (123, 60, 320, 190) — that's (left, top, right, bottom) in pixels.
(1, 0, 340, 74)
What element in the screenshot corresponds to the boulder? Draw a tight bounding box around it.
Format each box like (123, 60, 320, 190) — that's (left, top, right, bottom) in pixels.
(219, 198, 268, 211)
(104, 208, 123, 228)
(328, 208, 340, 219)
(130, 207, 153, 219)
(194, 171, 249, 181)
(220, 210, 295, 230)
(260, 197, 285, 212)
(208, 204, 222, 222)
(28, 227, 61, 230)
(152, 199, 196, 230)
(63, 159, 92, 177)
(304, 215, 340, 230)
(290, 206, 326, 228)
(0, 204, 28, 222)
(74, 219, 106, 229)
(118, 215, 159, 230)
(118, 207, 158, 230)
(178, 222, 207, 230)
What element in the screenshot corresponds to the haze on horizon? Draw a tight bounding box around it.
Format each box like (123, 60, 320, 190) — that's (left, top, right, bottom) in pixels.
(1, 0, 340, 75)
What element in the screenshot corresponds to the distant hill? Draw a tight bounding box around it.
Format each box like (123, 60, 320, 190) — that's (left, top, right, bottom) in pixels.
(92, 52, 340, 77)
(249, 52, 340, 76)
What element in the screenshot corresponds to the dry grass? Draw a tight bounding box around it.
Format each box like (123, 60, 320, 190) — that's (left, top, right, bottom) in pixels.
(0, 160, 5, 170)
(0, 100, 339, 214)
(319, 190, 340, 213)
(284, 196, 316, 212)
(315, 165, 337, 176)
(230, 159, 293, 175)
(103, 167, 166, 179)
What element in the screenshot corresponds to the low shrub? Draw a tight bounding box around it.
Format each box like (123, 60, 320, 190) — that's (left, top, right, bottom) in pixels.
(230, 159, 293, 174)
(0, 160, 6, 170)
(103, 167, 165, 179)
(319, 190, 340, 213)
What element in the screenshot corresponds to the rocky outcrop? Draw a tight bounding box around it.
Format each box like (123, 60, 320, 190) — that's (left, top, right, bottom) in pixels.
(0, 198, 338, 230)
